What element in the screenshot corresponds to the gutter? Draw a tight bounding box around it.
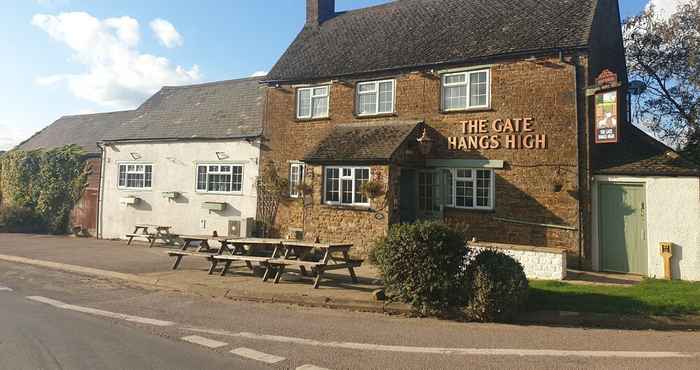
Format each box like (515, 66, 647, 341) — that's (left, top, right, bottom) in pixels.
(96, 141, 107, 240)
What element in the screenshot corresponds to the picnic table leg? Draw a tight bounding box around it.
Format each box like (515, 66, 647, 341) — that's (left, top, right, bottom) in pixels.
(149, 236, 157, 248)
(208, 258, 218, 275)
(220, 261, 232, 276)
(263, 243, 281, 282)
(172, 255, 184, 270)
(312, 249, 333, 289)
(343, 250, 358, 283)
(273, 265, 285, 284)
(127, 227, 139, 245)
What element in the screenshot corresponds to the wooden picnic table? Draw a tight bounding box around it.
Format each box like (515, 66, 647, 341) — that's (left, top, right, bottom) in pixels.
(264, 241, 362, 289)
(167, 235, 238, 271)
(126, 224, 178, 248)
(211, 238, 286, 277)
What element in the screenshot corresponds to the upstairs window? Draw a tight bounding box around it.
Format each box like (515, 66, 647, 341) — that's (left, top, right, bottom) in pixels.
(356, 80, 395, 116)
(196, 164, 243, 194)
(324, 167, 370, 206)
(442, 69, 490, 111)
(289, 162, 305, 198)
(118, 164, 152, 190)
(297, 86, 329, 119)
(444, 169, 494, 210)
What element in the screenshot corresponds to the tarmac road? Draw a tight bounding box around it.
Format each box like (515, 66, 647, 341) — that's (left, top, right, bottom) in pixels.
(1, 260, 699, 370)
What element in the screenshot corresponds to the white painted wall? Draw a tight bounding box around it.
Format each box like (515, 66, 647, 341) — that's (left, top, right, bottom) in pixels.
(99, 140, 260, 239)
(592, 175, 700, 281)
(471, 244, 567, 280)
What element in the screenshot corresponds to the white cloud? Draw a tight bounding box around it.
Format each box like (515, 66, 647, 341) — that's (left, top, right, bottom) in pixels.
(250, 71, 268, 77)
(149, 18, 183, 48)
(0, 123, 33, 151)
(32, 12, 200, 109)
(646, 0, 693, 19)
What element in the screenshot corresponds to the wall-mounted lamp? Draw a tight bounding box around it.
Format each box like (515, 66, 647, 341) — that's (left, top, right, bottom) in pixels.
(216, 152, 229, 160)
(130, 152, 141, 160)
(417, 128, 434, 156)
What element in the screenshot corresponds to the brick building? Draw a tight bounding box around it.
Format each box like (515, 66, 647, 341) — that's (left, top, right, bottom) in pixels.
(260, 0, 699, 278)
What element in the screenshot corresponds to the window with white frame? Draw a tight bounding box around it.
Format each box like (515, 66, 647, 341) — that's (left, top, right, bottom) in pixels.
(289, 162, 305, 198)
(324, 167, 370, 206)
(442, 69, 490, 111)
(118, 163, 152, 189)
(443, 169, 494, 210)
(196, 164, 243, 193)
(297, 86, 329, 119)
(356, 80, 395, 116)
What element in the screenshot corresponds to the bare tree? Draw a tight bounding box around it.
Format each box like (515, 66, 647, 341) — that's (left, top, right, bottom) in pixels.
(624, 1, 700, 161)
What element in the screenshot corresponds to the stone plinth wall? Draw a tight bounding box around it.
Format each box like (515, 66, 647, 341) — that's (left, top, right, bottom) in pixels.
(470, 242, 567, 280)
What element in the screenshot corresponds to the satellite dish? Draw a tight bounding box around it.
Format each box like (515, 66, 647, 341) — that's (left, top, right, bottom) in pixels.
(629, 80, 647, 95)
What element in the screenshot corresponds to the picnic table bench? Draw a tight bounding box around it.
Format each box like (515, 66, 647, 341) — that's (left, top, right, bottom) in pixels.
(168, 235, 238, 271)
(209, 238, 286, 277)
(264, 241, 363, 289)
(126, 224, 178, 248)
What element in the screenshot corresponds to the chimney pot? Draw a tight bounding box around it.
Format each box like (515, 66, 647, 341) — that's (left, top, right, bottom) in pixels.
(307, 0, 335, 25)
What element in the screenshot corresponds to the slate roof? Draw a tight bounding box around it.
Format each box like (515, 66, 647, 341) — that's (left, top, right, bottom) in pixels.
(104, 77, 265, 142)
(16, 110, 139, 155)
(304, 120, 422, 164)
(594, 125, 700, 177)
(267, 0, 597, 82)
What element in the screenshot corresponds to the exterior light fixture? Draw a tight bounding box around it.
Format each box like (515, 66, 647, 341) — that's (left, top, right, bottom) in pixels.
(129, 152, 141, 160)
(216, 152, 229, 160)
(417, 128, 434, 156)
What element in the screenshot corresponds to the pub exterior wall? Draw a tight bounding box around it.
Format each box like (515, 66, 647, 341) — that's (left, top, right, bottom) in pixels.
(100, 140, 260, 240)
(263, 55, 587, 258)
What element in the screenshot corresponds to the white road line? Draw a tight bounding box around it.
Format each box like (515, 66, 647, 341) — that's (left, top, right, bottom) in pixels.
(180, 335, 228, 349)
(184, 327, 698, 359)
(230, 347, 286, 364)
(0, 286, 13, 292)
(26, 296, 175, 327)
(296, 365, 331, 370)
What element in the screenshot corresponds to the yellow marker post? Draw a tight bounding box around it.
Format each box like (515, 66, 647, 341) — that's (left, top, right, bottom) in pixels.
(660, 242, 673, 280)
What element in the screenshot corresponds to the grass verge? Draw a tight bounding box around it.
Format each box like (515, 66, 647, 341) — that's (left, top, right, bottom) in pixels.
(527, 279, 700, 316)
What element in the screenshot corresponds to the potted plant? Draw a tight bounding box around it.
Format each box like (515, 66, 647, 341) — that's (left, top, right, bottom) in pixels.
(361, 180, 385, 200)
(295, 182, 313, 196)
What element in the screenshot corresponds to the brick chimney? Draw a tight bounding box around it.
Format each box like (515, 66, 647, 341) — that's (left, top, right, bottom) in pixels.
(307, 0, 335, 25)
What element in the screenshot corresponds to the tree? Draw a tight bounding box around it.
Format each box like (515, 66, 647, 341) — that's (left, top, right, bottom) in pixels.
(624, 1, 700, 162)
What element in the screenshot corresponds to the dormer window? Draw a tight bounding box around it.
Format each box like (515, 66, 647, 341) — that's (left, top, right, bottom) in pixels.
(356, 80, 395, 116)
(297, 86, 329, 119)
(442, 69, 490, 111)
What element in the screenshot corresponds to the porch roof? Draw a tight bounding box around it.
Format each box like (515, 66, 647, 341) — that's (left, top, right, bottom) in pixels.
(304, 120, 422, 165)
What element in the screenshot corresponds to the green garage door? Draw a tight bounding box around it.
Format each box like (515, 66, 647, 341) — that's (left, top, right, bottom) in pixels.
(599, 183, 648, 275)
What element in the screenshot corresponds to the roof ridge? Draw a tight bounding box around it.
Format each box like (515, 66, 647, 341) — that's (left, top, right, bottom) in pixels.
(59, 109, 136, 119)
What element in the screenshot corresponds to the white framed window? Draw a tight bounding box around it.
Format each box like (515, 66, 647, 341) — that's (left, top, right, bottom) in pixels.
(289, 162, 305, 198)
(443, 168, 494, 210)
(356, 79, 395, 116)
(297, 86, 329, 119)
(442, 69, 490, 111)
(196, 164, 243, 194)
(324, 166, 370, 206)
(118, 163, 152, 190)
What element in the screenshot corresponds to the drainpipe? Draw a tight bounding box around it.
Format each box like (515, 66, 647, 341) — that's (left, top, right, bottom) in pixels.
(96, 142, 107, 240)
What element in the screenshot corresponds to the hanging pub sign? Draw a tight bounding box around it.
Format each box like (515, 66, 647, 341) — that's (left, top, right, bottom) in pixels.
(593, 69, 620, 144)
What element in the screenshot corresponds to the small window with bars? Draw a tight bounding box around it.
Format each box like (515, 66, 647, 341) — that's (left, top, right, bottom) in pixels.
(118, 164, 153, 189)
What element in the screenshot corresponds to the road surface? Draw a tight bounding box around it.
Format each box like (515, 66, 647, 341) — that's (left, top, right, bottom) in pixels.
(1, 261, 699, 369)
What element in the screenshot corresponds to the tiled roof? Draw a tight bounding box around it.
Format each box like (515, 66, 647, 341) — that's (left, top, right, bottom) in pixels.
(16, 110, 138, 155)
(104, 77, 264, 142)
(304, 120, 422, 164)
(594, 125, 700, 177)
(267, 0, 597, 82)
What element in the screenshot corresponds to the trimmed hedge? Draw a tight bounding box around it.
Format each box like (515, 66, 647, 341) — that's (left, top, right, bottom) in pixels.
(371, 221, 469, 314)
(0, 206, 47, 234)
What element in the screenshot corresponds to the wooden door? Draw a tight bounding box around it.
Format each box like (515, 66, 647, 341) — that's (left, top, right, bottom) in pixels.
(599, 183, 647, 274)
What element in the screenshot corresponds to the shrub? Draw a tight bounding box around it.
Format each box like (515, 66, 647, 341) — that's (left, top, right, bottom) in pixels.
(372, 221, 468, 314)
(0, 206, 47, 234)
(464, 250, 529, 322)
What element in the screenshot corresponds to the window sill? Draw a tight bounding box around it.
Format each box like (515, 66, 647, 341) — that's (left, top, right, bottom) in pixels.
(196, 192, 244, 196)
(320, 204, 375, 212)
(295, 116, 331, 123)
(440, 107, 494, 114)
(118, 188, 152, 192)
(444, 206, 496, 214)
(353, 112, 398, 119)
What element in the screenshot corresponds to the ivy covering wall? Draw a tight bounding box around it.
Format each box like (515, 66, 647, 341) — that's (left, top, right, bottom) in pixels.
(0, 145, 89, 234)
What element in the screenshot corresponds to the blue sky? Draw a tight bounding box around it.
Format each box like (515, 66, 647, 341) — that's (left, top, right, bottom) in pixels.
(0, 0, 655, 150)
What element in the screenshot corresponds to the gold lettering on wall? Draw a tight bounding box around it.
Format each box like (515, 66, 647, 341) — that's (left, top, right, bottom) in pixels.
(449, 118, 547, 150)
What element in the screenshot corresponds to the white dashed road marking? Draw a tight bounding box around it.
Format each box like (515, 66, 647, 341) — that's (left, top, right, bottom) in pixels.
(26, 296, 176, 327)
(230, 347, 286, 364)
(184, 327, 698, 359)
(0, 286, 12, 292)
(296, 365, 331, 370)
(181, 335, 228, 349)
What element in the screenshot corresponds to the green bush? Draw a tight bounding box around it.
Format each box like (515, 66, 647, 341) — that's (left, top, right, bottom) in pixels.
(465, 250, 529, 322)
(372, 221, 468, 314)
(0, 206, 47, 234)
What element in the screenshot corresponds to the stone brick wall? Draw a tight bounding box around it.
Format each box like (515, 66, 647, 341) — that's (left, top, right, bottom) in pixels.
(262, 55, 589, 258)
(471, 242, 567, 280)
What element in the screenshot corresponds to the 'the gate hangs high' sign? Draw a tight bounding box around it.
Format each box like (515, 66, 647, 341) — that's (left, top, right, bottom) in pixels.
(448, 117, 548, 151)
